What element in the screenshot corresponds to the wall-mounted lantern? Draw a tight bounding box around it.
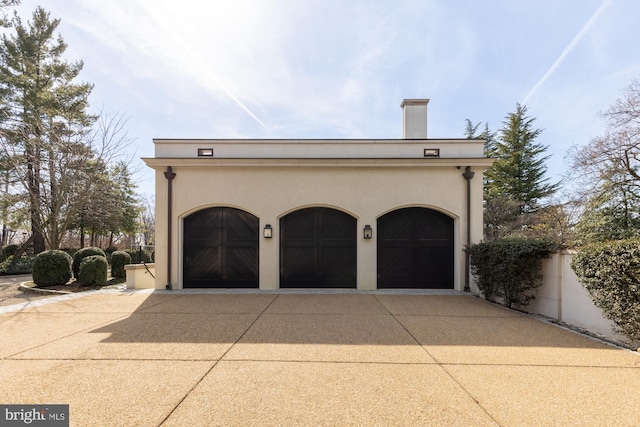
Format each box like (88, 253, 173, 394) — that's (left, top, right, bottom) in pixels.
(363, 224, 373, 239)
(198, 148, 214, 157)
(263, 224, 273, 238)
(423, 148, 440, 158)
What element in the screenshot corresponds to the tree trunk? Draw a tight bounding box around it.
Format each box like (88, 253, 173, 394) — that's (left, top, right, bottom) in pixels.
(26, 144, 45, 253)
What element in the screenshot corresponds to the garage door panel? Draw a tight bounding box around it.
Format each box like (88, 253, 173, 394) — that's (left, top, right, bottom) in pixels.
(377, 247, 413, 281)
(226, 211, 260, 241)
(226, 248, 258, 280)
(281, 248, 316, 280)
(322, 211, 356, 239)
(378, 207, 453, 289)
(320, 238, 356, 248)
(417, 248, 451, 273)
(184, 247, 220, 280)
(321, 248, 356, 280)
(378, 215, 413, 239)
(183, 207, 258, 288)
(281, 208, 356, 288)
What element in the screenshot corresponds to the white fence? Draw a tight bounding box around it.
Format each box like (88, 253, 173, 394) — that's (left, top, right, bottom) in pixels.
(522, 251, 629, 345)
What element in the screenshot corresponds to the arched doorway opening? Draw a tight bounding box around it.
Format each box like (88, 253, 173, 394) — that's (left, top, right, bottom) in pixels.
(280, 207, 356, 288)
(377, 207, 454, 289)
(183, 207, 259, 288)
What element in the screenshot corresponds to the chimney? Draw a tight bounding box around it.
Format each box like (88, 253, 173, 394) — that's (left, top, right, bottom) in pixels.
(401, 99, 429, 139)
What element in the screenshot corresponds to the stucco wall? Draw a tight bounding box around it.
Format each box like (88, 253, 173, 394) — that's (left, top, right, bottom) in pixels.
(525, 252, 628, 345)
(151, 161, 485, 291)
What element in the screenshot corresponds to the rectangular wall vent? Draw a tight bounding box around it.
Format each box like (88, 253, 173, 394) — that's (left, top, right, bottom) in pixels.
(198, 148, 214, 157)
(423, 148, 440, 158)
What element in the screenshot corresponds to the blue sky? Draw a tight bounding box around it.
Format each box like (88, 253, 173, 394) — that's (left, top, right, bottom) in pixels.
(14, 0, 640, 198)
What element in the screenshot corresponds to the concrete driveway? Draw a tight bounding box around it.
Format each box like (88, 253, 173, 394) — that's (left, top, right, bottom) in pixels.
(0, 290, 639, 426)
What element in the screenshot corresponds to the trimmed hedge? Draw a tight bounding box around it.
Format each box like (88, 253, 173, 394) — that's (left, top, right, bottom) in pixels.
(0, 255, 35, 275)
(32, 250, 73, 286)
(78, 255, 108, 286)
(72, 247, 106, 278)
(111, 251, 131, 279)
(1, 244, 18, 261)
(467, 238, 555, 308)
(571, 239, 640, 346)
(125, 248, 153, 264)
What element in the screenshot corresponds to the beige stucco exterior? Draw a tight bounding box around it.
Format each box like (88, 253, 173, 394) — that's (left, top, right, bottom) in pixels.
(143, 100, 493, 291)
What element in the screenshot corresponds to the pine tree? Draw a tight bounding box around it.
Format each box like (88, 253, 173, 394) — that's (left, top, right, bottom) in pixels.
(464, 119, 497, 199)
(485, 104, 557, 214)
(0, 6, 95, 252)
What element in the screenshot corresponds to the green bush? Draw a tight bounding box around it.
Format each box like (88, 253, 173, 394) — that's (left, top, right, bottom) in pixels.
(0, 255, 35, 275)
(78, 255, 108, 286)
(2, 244, 19, 258)
(111, 250, 131, 279)
(571, 239, 640, 346)
(467, 238, 555, 308)
(126, 248, 153, 264)
(72, 247, 106, 278)
(32, 250, 73, 286)
(104, 246, 118, 263)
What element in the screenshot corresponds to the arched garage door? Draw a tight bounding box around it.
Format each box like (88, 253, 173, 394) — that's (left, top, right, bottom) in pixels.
(280, 207, 356, 288)
(377, 207, 454, 289)
(183, 207, 259, 288)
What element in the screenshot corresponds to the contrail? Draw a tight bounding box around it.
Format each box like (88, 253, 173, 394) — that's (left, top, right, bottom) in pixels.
(521, 0, 611, 105)
(137, 0, 269, 129)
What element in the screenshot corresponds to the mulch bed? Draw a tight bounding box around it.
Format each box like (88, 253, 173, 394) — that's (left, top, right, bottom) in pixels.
(23, 279, 125, 293)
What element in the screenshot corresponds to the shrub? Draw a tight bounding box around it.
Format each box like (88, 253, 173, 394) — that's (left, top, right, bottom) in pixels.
(467, 238, 555, 308)
(2, 244, 19, 258)
(0, 255, 36, 275)
(32, 250, 73, 286)
(72, 247, 106, 278)
(1, 244, 19, 262)
(111, 250, 131, 279)
(126, 248, 153, 264)
(78, 255, 108, 286)
(571, 239, 640, 346)
(104, 246, 118, 263)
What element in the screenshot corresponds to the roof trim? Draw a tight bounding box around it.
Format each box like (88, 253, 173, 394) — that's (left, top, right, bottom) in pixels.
(142, 157, 494, 169)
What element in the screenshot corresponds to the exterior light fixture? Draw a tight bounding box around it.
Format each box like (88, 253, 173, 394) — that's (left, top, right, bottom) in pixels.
(363, 224, 373, 239)
(423, 148, 440, 158)
(198, 148, 214, 157)
(263, 224, 273, 238)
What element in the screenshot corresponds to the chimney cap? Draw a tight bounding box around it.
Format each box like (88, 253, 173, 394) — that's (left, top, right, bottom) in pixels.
(401, 98, 430, 108)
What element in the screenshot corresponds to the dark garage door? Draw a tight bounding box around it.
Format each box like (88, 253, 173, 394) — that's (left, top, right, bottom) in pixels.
(377, 207, 454, 289)
(280, 207, 356, 288)
(183, 207, 259, 288)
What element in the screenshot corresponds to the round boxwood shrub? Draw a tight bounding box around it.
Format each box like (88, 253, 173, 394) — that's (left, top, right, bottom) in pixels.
(73, 247, 106, 278)
(111, 250, 131, 279)
(2, 244, 19, 258)
(32, 250, 73, 286)
(78, 255, 108, 286)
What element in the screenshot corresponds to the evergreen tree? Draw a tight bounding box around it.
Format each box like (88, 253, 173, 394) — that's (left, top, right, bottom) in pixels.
(464, 119, 497, 199)
(0, 6, 95, 252)
(574, 188, 640, 244)
(464, 119, 496, 156)
(485, 104, 557, 214)
(82, 161, 140, 248)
